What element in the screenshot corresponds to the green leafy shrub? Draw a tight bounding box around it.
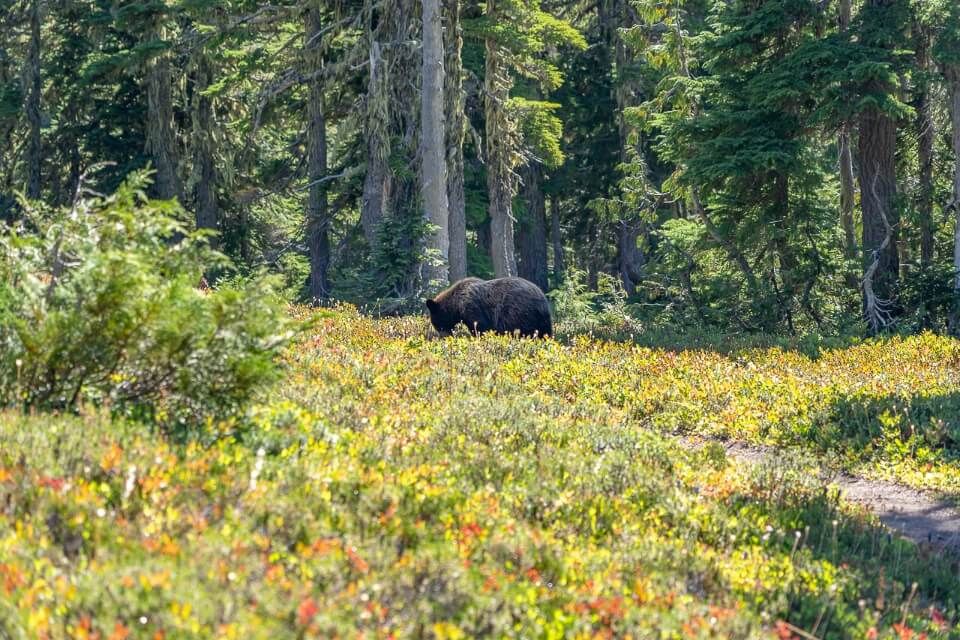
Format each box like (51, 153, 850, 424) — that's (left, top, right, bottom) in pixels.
(548, 268, 643, 338)
(0, 171, 292, 431)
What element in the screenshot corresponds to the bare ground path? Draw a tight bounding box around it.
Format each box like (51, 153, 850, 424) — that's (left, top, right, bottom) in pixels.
(680, 437, 960, 554)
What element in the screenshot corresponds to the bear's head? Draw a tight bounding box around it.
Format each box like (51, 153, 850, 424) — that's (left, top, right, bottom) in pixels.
(425, 298, 456, 336)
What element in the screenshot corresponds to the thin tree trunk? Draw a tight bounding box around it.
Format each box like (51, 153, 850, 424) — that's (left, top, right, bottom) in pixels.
(587, 222, 600, 291)
(617, 221, 645, 297)
(610, 0, 646, 295)
(66, 112, 80, 206)
(361, 40, 391, 250)
(444, 0, 467, 282)
(839, 128, 857, 258)
(306, 4, 331, 300)
(773, 171, 797, 331)
(0, 33, 14, 218)
(838, 0, 857, 264)
(485, 0, 517, 278)
(947, 66, 960, 334)
(915, 21, 935, 271)
(420, 0, 449, 289)
(550, 196, 564, 282)
(691, 190, 760, 294)
(517, 163, 548, 291)
(191, 53, 217, 235)
(26, 0, 41, 200)
(144, 21, 182, 202)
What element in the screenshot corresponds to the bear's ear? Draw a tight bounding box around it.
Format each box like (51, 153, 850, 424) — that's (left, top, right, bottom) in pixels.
(425, 298, 438, 313)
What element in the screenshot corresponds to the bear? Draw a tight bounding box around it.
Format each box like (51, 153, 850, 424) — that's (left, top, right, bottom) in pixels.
(425, 277, 553, 338)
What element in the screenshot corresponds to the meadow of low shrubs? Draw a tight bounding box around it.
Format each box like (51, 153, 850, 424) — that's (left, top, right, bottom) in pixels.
(2, 307, 960, 638)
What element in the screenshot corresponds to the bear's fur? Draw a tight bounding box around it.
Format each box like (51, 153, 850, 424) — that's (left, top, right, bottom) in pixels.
(426, 277, 553, 338)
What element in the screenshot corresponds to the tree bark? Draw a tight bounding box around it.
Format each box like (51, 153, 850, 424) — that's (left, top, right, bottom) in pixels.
(306, 4, 331, 300)
(485, 0, 518, 278)
(773, 171, 797, 331)
(857, 0, 901, 322)
(0, 31, 14, 218)
(550, 196, 565, 282)
(444, 0, 467, 282)
(191, 53, 217, 235)
(947, 65, 960, 334)
(915, 20, 935, 271)
(361, 40, 391, 250)
(144, 20, 182, 202)
(359, 0, 423, 295)
(858, 103, 899, 306)
(838, 0, 857, 264)
(420, 0, 449, 289)
(26, 0, 41, 200)
(517, 163, 549, 291)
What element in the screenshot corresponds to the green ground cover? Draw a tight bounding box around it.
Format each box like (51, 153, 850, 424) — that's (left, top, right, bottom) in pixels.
(1, 307, 959, 639)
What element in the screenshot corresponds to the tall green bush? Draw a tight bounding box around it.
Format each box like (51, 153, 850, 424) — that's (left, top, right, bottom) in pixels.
(0, 171, 291, 432)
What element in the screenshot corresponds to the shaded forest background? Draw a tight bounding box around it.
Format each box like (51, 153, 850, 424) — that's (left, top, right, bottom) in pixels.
(2, 0, 960, 336)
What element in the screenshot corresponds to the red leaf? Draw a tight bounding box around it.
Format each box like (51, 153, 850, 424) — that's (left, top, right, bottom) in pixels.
(931, 607, 948, 630)
(297, 597, 319, 626)
(893, 623, 914, 640)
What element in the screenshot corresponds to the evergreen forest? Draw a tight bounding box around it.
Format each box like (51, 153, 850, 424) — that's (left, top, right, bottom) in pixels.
(3, 0, 960, 334)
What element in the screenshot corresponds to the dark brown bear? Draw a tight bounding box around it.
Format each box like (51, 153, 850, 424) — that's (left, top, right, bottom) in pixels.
(426, 277, 552, 338)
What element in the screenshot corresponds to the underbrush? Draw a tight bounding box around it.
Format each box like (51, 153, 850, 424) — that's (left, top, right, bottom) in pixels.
(1, 308, 959, 638)
(0, 172, 292, 434)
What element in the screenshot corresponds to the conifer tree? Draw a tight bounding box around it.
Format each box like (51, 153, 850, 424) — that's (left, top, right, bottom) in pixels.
(305, 1, 330, 299)
(444, 0, 468, 282)
(25, 0, 41, 200)
(480, 0, 584, 278)
(934, 1, 960, 330)
(855, 0, 909, 331)
(421, 0, 449, 288)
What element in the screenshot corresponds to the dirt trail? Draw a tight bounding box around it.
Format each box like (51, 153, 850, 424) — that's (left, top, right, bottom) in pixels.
(681, 438, 960, 554)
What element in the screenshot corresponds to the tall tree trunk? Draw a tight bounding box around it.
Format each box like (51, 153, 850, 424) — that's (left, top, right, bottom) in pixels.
(361, 0, 422, 296)
(144, 21, 182, 202)
(191, 53, 217, 235)
(610, 0, 645, 295)
(858, 0, 902, 331)
(773, 171, 797, 331)
(444, 0, 467, 282)
(915, 21, 935, 271)
(361, 40, 391, 250)
(25, 0, 41, 200)
(306, 4, 331, 300)
(517, 163, 548, 291)
(947, 66, 960, 334)
(550, 196, 565, 282)
(838, 0, 857, 264)
(420, 0, 449, 289)
(0, 34, 14, 219)
(858, 100, 900, 310)
(485, 0, 518, 278)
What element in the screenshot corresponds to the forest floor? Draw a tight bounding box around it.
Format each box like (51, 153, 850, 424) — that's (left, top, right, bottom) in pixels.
(3, 306, 960, 639)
